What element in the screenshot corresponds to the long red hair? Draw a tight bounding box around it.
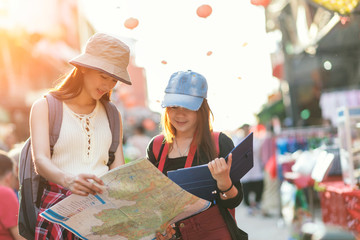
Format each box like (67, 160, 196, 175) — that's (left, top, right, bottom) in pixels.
(49, 67, 112, 101)
(161, 99, 217, 163)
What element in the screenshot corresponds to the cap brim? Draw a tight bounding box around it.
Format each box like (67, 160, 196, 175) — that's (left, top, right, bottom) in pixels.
(69, 53, 132, 85)
(161, 93, 203, 111)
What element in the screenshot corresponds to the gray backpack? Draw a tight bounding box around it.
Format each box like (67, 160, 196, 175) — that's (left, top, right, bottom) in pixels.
(18, 93, 120, 240)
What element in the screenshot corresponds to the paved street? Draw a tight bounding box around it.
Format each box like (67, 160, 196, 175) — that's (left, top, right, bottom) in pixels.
(235, 202, 358, 240)
(235, 203, 291, 240)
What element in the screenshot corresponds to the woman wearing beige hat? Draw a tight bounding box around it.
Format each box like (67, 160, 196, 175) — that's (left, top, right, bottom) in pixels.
(29, 33, 131, 239)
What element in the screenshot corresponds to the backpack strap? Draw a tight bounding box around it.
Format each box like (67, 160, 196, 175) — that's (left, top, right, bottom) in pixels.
(183, 139, 197, 168)
(45, 93, 63, 152)
(153, 135, 165, 160)
(152, 135, 169, 172)
(35, 94, 62, 207)
(100, 99, 120, 167)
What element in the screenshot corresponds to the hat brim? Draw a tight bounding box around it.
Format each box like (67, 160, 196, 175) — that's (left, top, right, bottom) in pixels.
(161, 93, 204, 111)
(69, 53, 132, 85)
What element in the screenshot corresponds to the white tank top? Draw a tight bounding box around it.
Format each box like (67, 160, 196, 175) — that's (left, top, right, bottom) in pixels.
(51, 101, 112, 176)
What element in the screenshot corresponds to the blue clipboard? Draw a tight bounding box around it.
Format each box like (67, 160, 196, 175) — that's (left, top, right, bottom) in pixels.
(167, 132, 253, 201)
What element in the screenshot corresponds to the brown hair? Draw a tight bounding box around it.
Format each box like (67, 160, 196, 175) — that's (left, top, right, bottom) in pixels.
(161, 99, 217, 163)
(49, 67, 112, 101)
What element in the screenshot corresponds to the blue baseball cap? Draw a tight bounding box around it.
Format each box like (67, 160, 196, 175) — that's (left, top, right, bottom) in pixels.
(161, 70, 208, 111)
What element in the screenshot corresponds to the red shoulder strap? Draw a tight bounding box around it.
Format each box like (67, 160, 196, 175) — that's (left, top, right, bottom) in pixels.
(152, 134, 169, 172)
(212, 132, 220, 157)
(155, 132, 221, 172)
(183, 138, 197, 168)
(153, 135, 165, 160)
(158, 144, 169, 172)
(155, 134, 197, 172)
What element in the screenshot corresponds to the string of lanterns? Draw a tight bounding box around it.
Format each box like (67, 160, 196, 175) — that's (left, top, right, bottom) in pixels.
(122, 3, 249, 67)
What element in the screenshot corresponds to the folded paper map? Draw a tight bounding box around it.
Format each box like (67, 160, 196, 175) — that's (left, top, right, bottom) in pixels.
(40, 158, 211, 240)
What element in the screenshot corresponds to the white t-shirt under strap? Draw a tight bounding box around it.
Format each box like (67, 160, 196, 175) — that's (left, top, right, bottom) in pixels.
(51, 100, 112, 177)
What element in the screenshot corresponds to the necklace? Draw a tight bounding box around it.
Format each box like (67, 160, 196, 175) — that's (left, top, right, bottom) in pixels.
(175, 138, 191, 157)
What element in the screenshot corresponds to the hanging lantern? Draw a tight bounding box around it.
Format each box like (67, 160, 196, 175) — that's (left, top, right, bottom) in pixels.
(250, 0, 271, 7)
(124, 17, 139, 30)
(206, 51, 212, 56)
(196, 4, 212, 18)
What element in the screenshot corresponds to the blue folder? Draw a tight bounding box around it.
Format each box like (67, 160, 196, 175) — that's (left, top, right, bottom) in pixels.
(167, 132, 253, 201)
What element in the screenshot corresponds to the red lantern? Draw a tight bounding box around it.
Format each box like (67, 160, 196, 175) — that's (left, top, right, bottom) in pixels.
(196, 4, 212, 18)
(250, 0, 271, 7)
(124, 17, 139, 30)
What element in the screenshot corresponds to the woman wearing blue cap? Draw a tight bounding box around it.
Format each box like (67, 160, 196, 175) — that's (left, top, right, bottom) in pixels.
(147, 70, 247, 240)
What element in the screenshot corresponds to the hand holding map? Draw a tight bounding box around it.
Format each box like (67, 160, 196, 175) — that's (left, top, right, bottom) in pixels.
(40, 158, 211, 240)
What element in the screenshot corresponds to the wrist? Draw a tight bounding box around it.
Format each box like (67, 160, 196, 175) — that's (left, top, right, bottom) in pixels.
(217, 178, 232, 192)
(63, 174, 75, 189)
(218, 182, 234, 198)
(218, 182, 233, 194)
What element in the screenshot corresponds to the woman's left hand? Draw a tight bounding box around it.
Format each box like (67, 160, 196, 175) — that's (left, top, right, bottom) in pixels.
(155, 225, 176, 240)
(208, 153, 233, 190)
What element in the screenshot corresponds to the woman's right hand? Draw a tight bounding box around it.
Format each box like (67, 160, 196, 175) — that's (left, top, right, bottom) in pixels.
(64, 173, 105, 196)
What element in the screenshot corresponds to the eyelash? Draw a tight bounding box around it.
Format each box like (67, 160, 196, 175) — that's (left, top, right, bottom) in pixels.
(101, 75, 117, 83)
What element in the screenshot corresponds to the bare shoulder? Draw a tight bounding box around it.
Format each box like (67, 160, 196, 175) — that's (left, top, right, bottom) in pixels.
(30, 98, 48, 117)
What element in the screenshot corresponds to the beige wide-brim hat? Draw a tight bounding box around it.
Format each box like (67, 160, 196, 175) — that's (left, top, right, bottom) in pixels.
(69, 33, 132, 85)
